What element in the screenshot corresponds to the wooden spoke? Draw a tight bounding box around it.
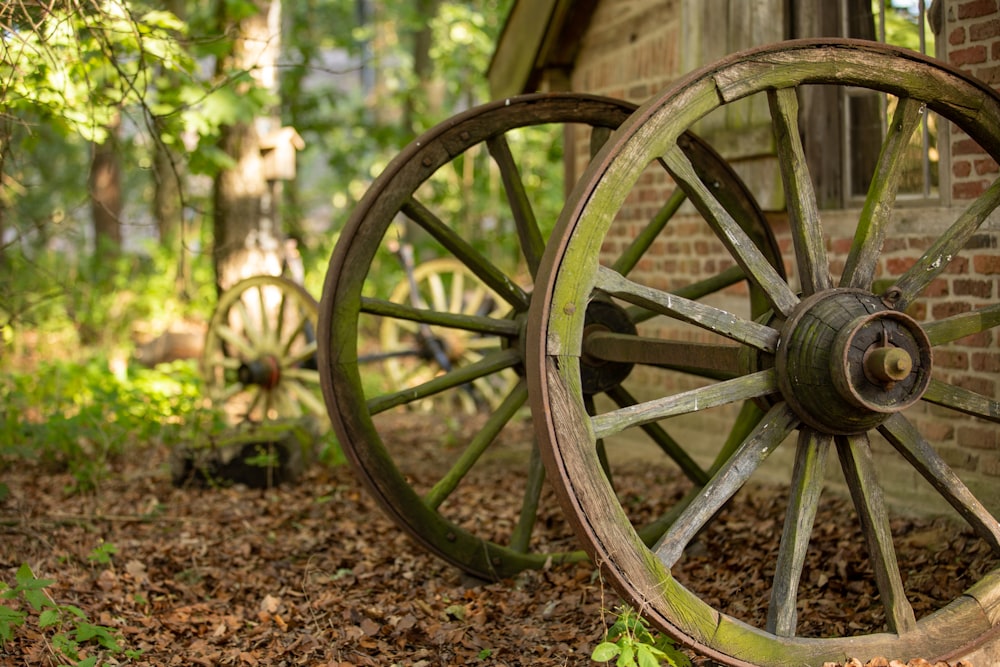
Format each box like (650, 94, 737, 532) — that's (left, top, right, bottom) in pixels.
(596, 266, 779, 353)
(423, 381, 528, 510)
(213, 324, 257, 358)
(488, 134, 545, 275)
(662, 143, 799, 317)
(627, 264, 748, 326)
(584, 332, 740, 379)
(368, 347, 522, 415)
(923, 303, 1000, 346)
(282, 366, 320, 384)
(835, 433, 917, 634)
(402, 197, 530, 311)
(285, 378, 327, 417)
(509, 441, 547, 553)
(880, 413, 1000, 551)
(886, 177, 1000, 309)
(283, 341, 318, 368)
(842, 97, 925, 289)
(922, 378, 1000, 423)
(591, 369, 778, 440)
(361, 297, 520, 336)
(767, 429, 832, 637)
(769, 88, 831, 296)
(605, 384, 710, 485)
(653, 403, 799, 567)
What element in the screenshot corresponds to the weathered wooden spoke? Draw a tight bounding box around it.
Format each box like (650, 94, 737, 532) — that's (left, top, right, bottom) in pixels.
(767, 429, 832, 637)
(662, 144, 798, 318)
(769, 87, 831, 296)
(841, 97, 925, 289)
(202, 275, 323, 423)
(529, 41, 1000, 665)
(488, 134, 545, 275)
(884, 177, 1000, 310)
(318, 93, 778, 580)
(401, 197, 530, 311)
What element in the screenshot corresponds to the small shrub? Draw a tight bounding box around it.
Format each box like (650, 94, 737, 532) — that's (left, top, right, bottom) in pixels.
(592, 605, 690, 667)
(0, 563, 140, 666)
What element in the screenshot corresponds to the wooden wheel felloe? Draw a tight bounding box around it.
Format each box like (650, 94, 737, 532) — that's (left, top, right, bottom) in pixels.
(317, 93, 779, 579)
(203, 275, 324, 422)
(529, 40, 1000, 666)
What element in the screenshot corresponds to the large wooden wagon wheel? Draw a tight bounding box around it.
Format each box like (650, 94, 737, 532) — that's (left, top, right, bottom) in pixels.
(203, 275, 325, 422)
(316, 93, 782, 579)
(529, 39, 1000, 666)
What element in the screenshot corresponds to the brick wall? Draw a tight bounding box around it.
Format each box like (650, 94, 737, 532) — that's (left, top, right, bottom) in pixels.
(556, 0, 1000, 515)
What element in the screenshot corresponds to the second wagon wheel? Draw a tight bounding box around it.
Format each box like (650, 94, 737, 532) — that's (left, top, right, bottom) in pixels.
(317, 93, 782, 579)
(530, 39, 1000, 666)
(203, 275, 325, 422)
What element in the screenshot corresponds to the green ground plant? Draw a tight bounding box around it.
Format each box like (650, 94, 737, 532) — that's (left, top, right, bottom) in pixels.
(592, 605, 691, 667)
(0, 562, 140, 666)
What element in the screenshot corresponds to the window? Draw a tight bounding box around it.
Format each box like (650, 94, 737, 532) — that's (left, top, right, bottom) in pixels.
(841, 0, 939, 203)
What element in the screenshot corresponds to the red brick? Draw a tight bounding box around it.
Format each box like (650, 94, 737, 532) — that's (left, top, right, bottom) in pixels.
(972, 351, 1000, 372)
(958, 425, 999, 450)
(970, 18, 1000, 40)
(944, 255, 969, 274)
(954, 375, 996, 397)
(980, 454, 1000, 477)
(950, 26, 968, 44)
(954, 180, 989, 198)
(958, 0, 999, 20)
(974, 157, 1000, 174)
(932, 301, 972, 319)
(953, 278, 993, 297)
(954, 160, 973, 177)
(973, 254, 1000, 273)
(952, 138, 987, 155)
(950, 44, 988, 66)
(934, 349, 970, 369)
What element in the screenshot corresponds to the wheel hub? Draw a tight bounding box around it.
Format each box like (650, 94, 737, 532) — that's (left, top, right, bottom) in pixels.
(775, 289, 932, 434)
(238, 356, 281, 389)
(581, 299, 637, 395)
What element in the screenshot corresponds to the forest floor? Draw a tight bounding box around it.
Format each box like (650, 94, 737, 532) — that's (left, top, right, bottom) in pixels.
(1, 412, 996, 667)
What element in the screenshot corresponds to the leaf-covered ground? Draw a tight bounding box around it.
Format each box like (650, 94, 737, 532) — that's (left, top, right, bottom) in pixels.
(1, 413, 995, 666)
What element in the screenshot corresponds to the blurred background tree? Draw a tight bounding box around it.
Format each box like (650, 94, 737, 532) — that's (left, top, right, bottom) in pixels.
(0, 0, 521, 366)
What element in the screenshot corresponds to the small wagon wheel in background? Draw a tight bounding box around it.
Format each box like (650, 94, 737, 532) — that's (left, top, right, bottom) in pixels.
(317, 93, 782, 579)
(379, 256, 515, 414)
(203, 275, 324, 422)
(530, 40, 1000, 666)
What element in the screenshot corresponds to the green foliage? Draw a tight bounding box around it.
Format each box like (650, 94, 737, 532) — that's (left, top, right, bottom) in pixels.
(1, 1, 196, 144)
(592, 605, 691, 667)
(0, 356, 225, 493)
(0, 563, 138, 665)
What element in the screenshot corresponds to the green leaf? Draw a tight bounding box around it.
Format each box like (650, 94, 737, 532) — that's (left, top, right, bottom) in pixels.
(38, 608, 61, 628)
(591, 641, 622, 662)
(616, 642, 635, 667)
(637, 644, 667, 667)
(0, 605, 27, 643)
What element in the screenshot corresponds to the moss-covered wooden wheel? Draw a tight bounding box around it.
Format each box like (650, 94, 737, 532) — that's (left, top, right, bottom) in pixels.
(316, 93, 781, 579)
(203, 275, 324, 422)
(379, 257, 515, 414)
(529, 40, 1000, 666)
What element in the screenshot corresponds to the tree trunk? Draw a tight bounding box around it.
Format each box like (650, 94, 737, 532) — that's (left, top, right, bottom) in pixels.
(89, 113, 123, 253)
(152, 0, 186, 245)
(211, 0, 284, 295)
